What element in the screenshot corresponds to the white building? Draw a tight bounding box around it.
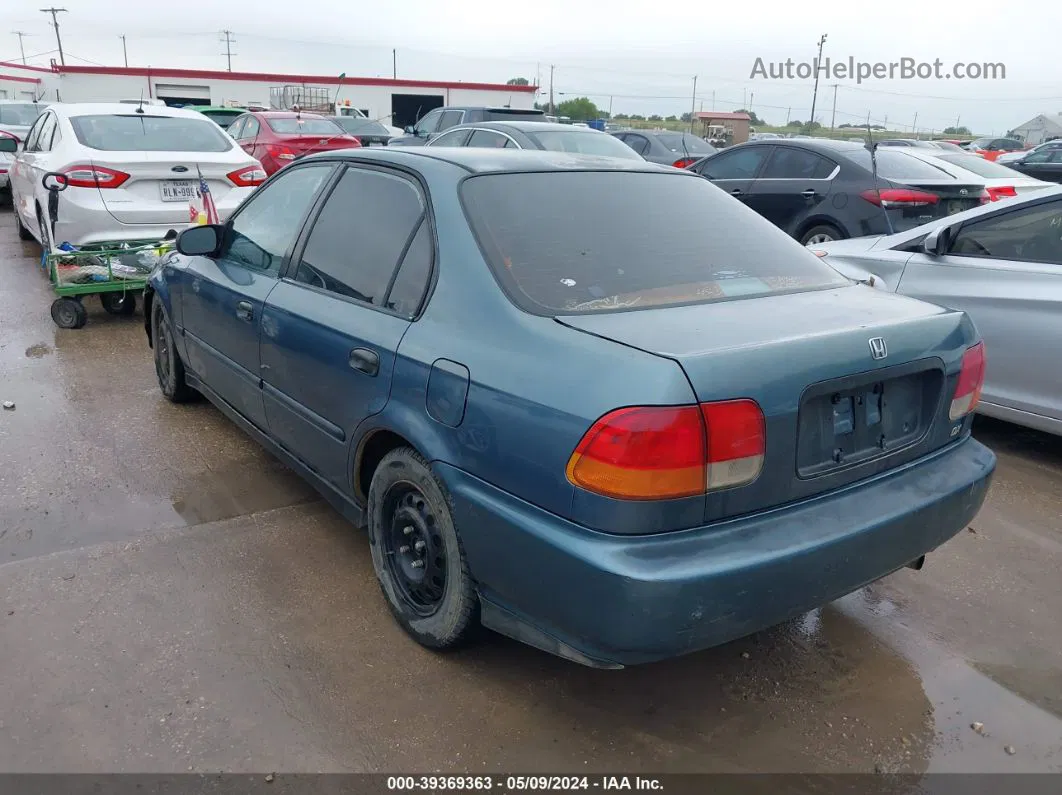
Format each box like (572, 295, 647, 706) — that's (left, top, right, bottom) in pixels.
(0, 61, 536, 129)
(1010, 113, 1062, 146)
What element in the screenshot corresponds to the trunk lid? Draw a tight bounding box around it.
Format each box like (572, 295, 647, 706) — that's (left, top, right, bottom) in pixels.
(278, 132, 361, 156)
(882, 178, 985, 230)
(557, 285, 977, 522)
(89, 151, 245, 225)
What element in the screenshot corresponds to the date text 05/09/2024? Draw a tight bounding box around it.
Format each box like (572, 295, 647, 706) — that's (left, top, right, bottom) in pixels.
(387, 776, 665, 792)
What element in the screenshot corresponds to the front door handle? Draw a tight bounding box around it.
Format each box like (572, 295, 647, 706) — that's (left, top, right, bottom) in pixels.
(801, 188, 818, 199)
(236, 301, 253, 322)
(349, 347, 379, 377)
(730, 188, 744, 196)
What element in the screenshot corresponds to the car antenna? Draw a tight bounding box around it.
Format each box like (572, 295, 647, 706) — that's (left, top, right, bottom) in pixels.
(865, 115, 893, 234)
(136, 91, 146, 114)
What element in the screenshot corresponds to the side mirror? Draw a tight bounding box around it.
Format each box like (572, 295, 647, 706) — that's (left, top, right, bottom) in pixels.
(176, 224, 223, 257)
(0, 136, 17, 154)
(404, 125, 415, 135)
(42, 172, 68, 192)
(922, 226, 950, 256)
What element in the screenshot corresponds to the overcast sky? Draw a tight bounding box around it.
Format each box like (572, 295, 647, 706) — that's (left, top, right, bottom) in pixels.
(6, 0, 1062, 135)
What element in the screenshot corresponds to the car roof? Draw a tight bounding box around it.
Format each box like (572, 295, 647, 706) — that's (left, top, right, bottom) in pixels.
(444, 106, 545, 112)
(306, 146, 675, 174)
(197, 106, 245, 113)
(741, 138, 864, 151)
(250, 110, 329, 119)
(46, 103, 213, 119)
(445, 121, 602, 133)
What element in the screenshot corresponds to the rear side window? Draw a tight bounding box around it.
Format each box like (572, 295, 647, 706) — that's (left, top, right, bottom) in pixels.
(461, 171, 848, 315)
(761, 147, 836, 179)
(69, 114, 233, 152)
(840, 149, 953, 180)
(295, 168, 425, 307)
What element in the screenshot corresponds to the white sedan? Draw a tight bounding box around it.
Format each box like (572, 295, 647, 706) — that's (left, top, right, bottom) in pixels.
(9, 103, 265, 249)
(897, 147, 1054, 201)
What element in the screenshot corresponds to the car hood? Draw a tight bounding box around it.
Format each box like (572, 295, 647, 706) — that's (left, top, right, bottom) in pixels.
(808, 235, 887, 256)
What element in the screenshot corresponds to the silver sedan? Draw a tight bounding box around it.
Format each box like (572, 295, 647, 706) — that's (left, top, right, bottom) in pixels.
(810, 186, 1062, 436)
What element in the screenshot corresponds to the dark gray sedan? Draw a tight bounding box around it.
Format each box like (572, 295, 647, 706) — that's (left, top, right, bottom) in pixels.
(425, 121, 643, 159)
(612, 130, 717, 167)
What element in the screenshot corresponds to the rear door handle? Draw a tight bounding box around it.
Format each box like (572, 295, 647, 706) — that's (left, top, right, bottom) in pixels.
(349, 347, 379, 377)
(801, 188, 818, 198)
(236, 301, 253, 322)
(730, 188, 744, 196)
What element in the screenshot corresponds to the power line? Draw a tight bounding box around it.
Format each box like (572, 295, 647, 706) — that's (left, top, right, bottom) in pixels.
(39, 7, 67, 66)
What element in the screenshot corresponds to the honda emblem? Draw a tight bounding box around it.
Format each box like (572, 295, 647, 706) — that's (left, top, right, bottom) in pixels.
(869, 337, 888, 360)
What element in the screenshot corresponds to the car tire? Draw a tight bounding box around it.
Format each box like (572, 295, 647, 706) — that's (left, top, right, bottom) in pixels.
(14, 201, 33, 241)
(100, 291, 136, 316)
(151, 297, 197, 403)
(50, 297, 87, 329)
(367, 447, 478, 650)
(800, 224, 845, 245)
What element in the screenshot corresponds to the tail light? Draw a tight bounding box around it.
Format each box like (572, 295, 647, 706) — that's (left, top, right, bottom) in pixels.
(949, 342, 985, 421)
(986, 185, 1017, 201)
(565, 399, 765, 500)
(266, 144, 297, 161)
(227, 165, 267, 187)
(860, 188, 939, 208)
(672, 157, 698, 169)
(62, 165, 130, 188)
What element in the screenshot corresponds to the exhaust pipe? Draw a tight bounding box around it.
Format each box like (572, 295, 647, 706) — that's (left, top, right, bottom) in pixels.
(905, 555, 926, 571)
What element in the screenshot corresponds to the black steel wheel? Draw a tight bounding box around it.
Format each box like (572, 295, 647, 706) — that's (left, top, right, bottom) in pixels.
(100, 291, 136, 316)
(151, 297, 197, 403)
(367, 447, 478, 649)
(50, 297, 87, 329)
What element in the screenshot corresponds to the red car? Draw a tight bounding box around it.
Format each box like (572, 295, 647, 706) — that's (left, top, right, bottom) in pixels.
(227, 111, 361, 176)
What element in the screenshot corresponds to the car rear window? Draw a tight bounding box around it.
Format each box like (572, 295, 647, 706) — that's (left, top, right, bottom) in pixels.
(266, 118, 345, 135)
(69, 114, 233, 151)
(461, 171, 849, 315)
(840, 149, 953, 180)
(199, 110, 241, 128)
(484, 110, 547, 122)
(524, 130, 642, 159)
(654, 133, 716, 154)
(0, 103, 43, 125)
(933, 153, 1024, 178)
(335, 117, 390, 137)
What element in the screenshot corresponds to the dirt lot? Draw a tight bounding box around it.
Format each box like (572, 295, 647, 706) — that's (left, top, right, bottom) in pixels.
(1, 213, 1060, 774)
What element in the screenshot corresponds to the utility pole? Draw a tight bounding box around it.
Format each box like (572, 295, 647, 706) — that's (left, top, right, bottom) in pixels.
(711, 90, 715, 111)
(690, 75, 698, 134)
(39, 8, 67, 66)
(912, 111, 919, 138)
(119, 34, 128, 67)
(955, 115, 960, 132)
(749, 92, 754, 114)
(220, 29, 235, 72)
(829, 83, 838, 131)
(392, 49, 396, 79)
(12, 31, 29, 64)
(608, 95, 613, 118)
(548, 64, 555, 116)
(808, 32, 828, 132)
(742, 87, 746, 110)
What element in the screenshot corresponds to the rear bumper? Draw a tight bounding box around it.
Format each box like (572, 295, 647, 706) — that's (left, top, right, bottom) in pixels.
(437, 436, 995, 667)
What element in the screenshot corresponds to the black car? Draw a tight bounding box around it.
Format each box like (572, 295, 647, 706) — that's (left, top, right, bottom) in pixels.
(687, 140, 987, 244)
(1001, 144, 1062, 184)
(388, 106, 547, 146)
(611, 130, 716, 167)
(330, 114, 393, 146)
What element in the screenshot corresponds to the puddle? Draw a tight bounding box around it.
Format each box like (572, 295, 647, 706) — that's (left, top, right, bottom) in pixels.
(24, 343, 52, 359)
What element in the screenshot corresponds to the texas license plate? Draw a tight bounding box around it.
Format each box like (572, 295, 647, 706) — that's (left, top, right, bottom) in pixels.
(160, 180, 197, 202)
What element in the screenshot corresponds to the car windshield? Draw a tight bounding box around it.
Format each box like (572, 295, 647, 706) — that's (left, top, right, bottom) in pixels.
(933, 153, 1024, 178)
(654, 133, 716, 154)
(461, 171, 848, 315)
(199, 110, 242, 128)
(841, 149, 953, 180)
(69, 114, 234, 151)
(334, 117, 391, 137)
(266, 118, 345, 135)
(525, 130, 643, 159)
(0, 103, 43, 125)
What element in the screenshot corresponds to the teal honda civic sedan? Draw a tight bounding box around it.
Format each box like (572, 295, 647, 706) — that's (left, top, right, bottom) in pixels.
(144, 147, 996, 667)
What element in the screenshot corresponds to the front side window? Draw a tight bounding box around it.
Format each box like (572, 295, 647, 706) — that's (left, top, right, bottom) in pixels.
(699, 147, 769, 179)
(949, 199, 1062, 265)
(221, 164, 332, 274)
(462, 171, 848, 315)
(294, 168, 426, 307)
(415, 110, 442, 136)
(69, 114, 234, 152)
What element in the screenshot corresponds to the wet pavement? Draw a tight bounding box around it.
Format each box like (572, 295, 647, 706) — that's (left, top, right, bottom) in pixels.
(1, 211, 1060, 774)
